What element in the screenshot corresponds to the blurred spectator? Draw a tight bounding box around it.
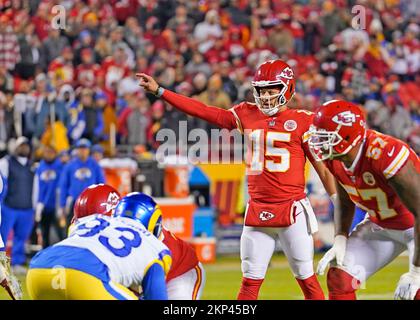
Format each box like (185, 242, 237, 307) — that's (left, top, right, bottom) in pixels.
(41, 28, 70, 70)
(363, 34, 393, 81)
(0, 92, 16, 157)
(31, 2, 50, 41)
(94, 35, 112, 64)
(67, 90, 87, 144)
(191, 72, 208, 96)
(0, 66, 14, 93)
(101, 45, 130, 90)
(80, 88, 104, 144)
(58, 138, 105, 225)
(147, 100, 164, 151)
(198, 74, 232, 110)
(124, 17, 147, 53)
(0, 137, 34, 273)
(320, 1, 345, 47)
(16, 23, 41, 79)
(125, 92, 151, 147)
(75, 48, 101, 88)
(166, 4, 195, 33)
(268, 21, 294, 56)
(0, 14, 21, 72)
(34, 144, 65, 248)
(185, 52, 212, 77)
(48, 46, 75, 87)
(225, 0, 251, 27)
(58, 149, 71, 165)
(220, 61, 238, 103)
(40, 117, 70, 155)
(91, 144, 104, 162)
(194, 9, 223, 52)
(387, 98, 414, 141)
(32, 73, 69, 140)
(303, 11, 323, 55)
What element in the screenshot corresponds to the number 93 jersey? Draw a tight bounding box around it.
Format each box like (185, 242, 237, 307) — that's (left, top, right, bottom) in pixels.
(60, 214, 171, 288)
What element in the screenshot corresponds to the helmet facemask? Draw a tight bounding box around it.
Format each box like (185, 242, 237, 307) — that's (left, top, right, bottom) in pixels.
(253, 83, 287, 116)
(308, 125, 345, 161)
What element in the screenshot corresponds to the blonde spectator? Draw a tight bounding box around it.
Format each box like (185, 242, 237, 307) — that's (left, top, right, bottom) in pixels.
(198, 74, 231, 110)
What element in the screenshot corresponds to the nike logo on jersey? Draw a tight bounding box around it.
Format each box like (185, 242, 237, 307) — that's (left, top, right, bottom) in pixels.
(387, 147, 395, 157)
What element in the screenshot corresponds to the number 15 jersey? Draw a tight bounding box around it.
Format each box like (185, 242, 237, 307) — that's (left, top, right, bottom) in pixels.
(231, 102, 315, 203)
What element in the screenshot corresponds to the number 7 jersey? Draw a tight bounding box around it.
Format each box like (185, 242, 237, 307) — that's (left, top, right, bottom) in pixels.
(325, 129, 420, 230)
(61, 215, 172, 288)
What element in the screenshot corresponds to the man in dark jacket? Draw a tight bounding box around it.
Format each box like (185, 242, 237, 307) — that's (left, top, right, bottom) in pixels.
(0, 137, 35, 274)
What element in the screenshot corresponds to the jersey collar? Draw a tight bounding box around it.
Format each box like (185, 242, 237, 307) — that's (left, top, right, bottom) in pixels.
(342, 140, 365, 174)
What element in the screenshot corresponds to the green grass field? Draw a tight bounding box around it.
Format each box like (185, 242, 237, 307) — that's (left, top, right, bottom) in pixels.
(0, 253, 408, 300)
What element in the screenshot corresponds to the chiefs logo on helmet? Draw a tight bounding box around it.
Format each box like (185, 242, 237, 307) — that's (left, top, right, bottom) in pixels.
(278, 67, 294, 80)
(332, 111, 357, 127)
(259, 211, 275, 221)
(100, 192, 120, 214)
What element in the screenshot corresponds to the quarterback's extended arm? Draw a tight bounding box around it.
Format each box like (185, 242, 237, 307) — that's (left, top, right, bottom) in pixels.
(317, 181, 355, 275)
(389, 160, 420, 300)
(136, 73, 237, 129)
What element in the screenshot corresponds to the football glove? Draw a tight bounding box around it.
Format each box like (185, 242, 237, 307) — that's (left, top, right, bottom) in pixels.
(394, 266, 420, 300)
(316, 234, 347, 275)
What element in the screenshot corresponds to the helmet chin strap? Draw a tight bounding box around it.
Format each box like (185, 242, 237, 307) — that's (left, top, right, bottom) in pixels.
(261, 106, 279, 116)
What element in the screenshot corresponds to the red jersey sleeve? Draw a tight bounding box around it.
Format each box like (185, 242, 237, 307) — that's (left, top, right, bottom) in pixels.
(298, 110, 316, 164)
(372, 135, 420, 180)
(161, 89, 237, 129)
(228, 102, 251, 133)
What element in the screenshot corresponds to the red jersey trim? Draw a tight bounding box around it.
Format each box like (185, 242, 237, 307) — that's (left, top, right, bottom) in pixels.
(229, 108, 243, 133)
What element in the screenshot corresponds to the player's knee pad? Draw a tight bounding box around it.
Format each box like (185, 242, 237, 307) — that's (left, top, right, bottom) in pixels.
(241, 259, 267, 279)
(327, 267, 359, 297)
(291, 259, 315, 280)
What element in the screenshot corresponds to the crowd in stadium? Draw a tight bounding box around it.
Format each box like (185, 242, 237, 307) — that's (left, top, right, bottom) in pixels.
(0, 0, 418, 157)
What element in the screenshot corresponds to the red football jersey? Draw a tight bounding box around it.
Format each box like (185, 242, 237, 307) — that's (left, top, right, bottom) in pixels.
(162, 228, 199, 282)
(231, 102, 315, 203)
(326, 130, 419, 230)
(75, 63, 101, 88)
(160, 91, 318, 227)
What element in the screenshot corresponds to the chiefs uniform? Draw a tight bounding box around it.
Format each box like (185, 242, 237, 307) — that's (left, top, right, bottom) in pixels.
(158, 60, 327, 300)
(325, 130, 419, 284)
(309, 99, 420, 300)
(75, 63, 101, 88)
(162, 228, 205, 300)
(326, 129, 418, 230)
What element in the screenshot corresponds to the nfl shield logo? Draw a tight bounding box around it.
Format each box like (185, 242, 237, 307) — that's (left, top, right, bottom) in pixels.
(268, 118, 276, 127)
(284, 120, 297, 131)
(259, 211, 275, 221)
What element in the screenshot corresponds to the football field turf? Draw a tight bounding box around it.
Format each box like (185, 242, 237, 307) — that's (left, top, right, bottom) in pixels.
(0, 253, 408, 300)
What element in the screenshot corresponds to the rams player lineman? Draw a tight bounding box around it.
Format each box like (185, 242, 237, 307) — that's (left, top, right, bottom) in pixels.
(26, 193, 172, 300)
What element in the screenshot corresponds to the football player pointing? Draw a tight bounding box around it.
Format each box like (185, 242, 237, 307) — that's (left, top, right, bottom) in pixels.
(137, 60, 337, 300)
(308, 100, 420, 300)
